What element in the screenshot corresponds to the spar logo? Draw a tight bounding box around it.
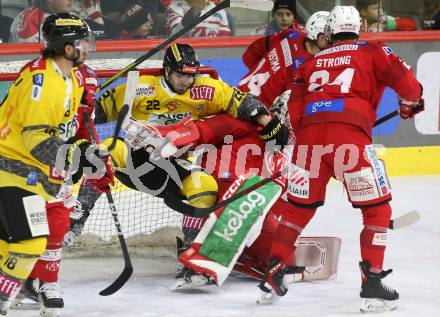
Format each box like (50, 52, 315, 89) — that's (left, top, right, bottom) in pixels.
(213, 190, 266, 242)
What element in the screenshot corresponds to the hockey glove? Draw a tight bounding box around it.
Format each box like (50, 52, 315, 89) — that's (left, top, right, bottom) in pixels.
(65, 136, 101, 183)
(399, 98, 425, 119)
(258, 116, 290, 147)
(78, 64, 98, 108)
(83, 155, 115, 193)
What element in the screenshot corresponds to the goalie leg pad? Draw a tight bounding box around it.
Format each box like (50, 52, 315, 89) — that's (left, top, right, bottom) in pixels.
(179, 175, 282, 286)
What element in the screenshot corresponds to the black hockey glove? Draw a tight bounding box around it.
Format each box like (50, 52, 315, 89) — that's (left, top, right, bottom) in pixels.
(258, 116, 290, 147)
(65, 136, 102, 183)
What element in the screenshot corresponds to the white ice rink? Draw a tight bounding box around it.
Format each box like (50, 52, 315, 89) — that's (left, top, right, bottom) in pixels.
(12, 175, 440, 317)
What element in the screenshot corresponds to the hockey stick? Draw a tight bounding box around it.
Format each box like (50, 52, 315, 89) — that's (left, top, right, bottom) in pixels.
(389, 210, 420, 230)
(163, 109, 422, 218)
(373, 110, 398, 127)
(98, 0, 274, 91)
(83, 113, 133, 296)
(373, 102, 424, 127)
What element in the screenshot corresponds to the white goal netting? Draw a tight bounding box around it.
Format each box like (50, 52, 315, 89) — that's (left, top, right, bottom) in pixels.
(0, 58, 217, 257)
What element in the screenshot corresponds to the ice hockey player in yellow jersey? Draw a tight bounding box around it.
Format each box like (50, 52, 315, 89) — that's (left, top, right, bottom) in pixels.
(0, 13, 105, 316)
(66, 44, 290, 282)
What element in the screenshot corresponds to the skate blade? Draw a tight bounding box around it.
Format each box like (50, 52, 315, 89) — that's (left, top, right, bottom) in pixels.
(169, 275, 210, 291)
(360, 298, 398, 313)
(11, 296, 39, 310)
(256, 289, 279, 305)
(40, 306, 62, 317)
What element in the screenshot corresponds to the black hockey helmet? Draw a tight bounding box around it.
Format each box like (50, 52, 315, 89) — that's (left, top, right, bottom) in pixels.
(42, 13, 93, 55)
(163, 43, 200, 76)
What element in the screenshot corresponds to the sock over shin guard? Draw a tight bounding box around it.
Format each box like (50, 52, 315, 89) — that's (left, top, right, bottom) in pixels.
(360, 203, 392, 271)
(29, 201, 70, 283)
(269, 205, 316, 265)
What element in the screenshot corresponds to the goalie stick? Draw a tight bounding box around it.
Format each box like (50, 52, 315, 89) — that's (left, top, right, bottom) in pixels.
(98, 0, 274, 91)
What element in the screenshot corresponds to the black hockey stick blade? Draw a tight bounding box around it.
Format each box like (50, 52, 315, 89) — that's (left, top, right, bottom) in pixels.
(389, 210, 420, 230)
(99, 265, 133, 296)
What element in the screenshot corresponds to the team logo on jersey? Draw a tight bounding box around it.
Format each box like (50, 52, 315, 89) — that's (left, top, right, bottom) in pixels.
(136, 84, 155, 97)
(26, 172, 39, 186)
(287, 165, 309, 199)
(287, 30, 299, 39)
(148, 112, 192, 125)
(190, 86, 215, 101)
(165, 101, 180, 111)
(344, 168, 380, 202)
(383, 46, 393, 55)
(58, 114, 78, 140)
(31, 73, 44, 101)
(33, 73, 44, 86)
(305, 99, 344, 115)
(292, 57, 305, 69)
(365, 145, 391, 195)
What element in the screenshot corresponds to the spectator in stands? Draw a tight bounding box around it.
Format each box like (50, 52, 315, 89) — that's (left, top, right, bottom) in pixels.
(252, 0, 301, 35)
(118, 3, 155, 39)
(356, 0, 416, 32)
(10, 0, 105, 43)
(73, 0, 105, 38)
(166, 0, 233, 37)
(0, 1, 13, 43)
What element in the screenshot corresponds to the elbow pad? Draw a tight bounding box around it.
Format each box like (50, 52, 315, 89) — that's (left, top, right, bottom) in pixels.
(237, 94, 269, 122)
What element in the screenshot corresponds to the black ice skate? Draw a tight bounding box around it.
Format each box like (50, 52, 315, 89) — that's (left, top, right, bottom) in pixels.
(359, 261, 399, 313)
(39, 282, 64, 317)
(257, 257, 290, 304)
(11, 278, 40, 310)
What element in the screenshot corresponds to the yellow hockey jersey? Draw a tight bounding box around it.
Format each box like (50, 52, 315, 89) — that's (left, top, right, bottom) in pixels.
(0, 57, 84, 200)
(97, 75, 247, 125)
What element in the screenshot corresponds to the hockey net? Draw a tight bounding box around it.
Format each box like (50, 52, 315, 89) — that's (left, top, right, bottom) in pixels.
(0, 58, 218, 257)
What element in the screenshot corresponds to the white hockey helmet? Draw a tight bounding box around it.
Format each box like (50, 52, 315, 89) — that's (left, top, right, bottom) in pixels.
(306, 11, 329, 40)
(325, 6, 361, 38)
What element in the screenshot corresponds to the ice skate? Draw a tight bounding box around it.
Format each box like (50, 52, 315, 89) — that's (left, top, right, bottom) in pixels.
(39, 282, 64, 317)
(359, 261, 399, 313)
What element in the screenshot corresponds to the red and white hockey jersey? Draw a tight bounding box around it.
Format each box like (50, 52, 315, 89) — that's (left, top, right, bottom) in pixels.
(292, 40, 422, 137)
(239, 28, 311, 131)
(165, 0, 231, 37)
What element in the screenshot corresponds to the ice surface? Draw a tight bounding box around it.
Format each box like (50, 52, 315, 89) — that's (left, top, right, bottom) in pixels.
(12, 175, 440, 317)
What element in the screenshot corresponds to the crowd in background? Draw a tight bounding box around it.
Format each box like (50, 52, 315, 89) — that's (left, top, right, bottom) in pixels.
(0, 0, 439, 44)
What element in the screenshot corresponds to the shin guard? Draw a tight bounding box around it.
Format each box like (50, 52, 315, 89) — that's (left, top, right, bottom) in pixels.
(360, 203, 392, 271)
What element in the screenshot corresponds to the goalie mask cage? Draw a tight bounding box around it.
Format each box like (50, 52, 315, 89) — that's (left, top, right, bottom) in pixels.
(0, 58, 219, 257)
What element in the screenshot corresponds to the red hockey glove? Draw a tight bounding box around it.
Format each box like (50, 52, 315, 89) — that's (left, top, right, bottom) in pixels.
(78, 64, 98, 109)
(84, 156, 115, 193)
(399, 98, 425, 119)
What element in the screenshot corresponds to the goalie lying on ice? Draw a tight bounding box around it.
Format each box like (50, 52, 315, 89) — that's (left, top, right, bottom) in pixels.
(174, 172, 341, 304)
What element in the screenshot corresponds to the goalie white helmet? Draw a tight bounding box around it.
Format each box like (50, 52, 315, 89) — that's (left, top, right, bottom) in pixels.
(306, 11, 329, 40)
(325, 6, 361, 38)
